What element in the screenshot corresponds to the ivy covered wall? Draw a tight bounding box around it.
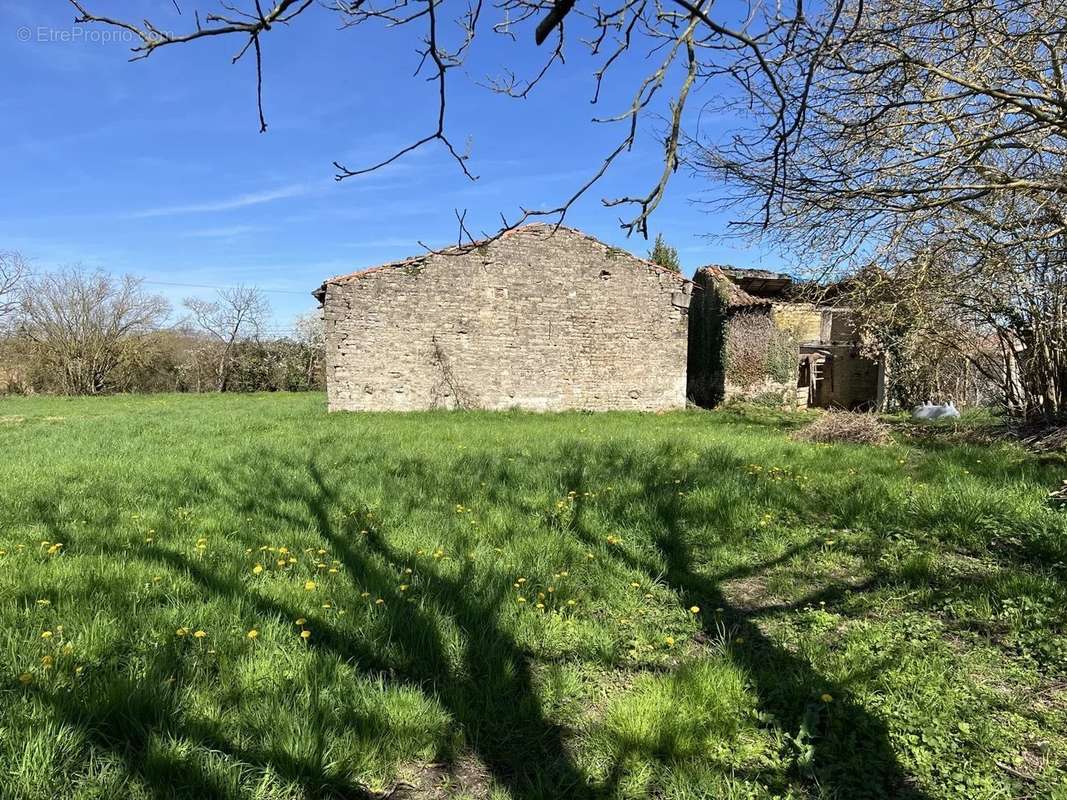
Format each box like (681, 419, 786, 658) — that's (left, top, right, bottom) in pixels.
(688, 269, 802, 407)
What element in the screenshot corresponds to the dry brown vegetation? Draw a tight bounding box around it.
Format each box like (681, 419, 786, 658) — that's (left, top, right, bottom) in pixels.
(793, 411, 893, 446)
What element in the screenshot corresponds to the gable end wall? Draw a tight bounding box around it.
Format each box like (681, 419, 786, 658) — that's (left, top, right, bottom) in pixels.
(322, 228, 690, 411)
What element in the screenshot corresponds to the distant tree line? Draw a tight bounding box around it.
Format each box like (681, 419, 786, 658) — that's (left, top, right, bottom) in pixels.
(0, 256, 323, 396)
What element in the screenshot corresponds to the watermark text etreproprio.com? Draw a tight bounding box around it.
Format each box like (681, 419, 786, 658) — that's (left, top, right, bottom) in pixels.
(16, 25, 168, 45)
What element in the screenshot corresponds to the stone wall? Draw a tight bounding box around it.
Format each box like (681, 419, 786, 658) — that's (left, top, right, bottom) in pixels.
(772, 303, 823, 344)
(811, 343, 883, 410)
(320, 225, 691, 412)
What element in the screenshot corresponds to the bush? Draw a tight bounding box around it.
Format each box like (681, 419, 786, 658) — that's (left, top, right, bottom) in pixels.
(793, 411, 892, 445)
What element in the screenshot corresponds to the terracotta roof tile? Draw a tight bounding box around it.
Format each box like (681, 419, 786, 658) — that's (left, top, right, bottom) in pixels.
(695, 265, 772, 308)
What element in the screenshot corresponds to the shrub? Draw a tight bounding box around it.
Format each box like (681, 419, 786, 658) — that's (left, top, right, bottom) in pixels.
(793, 411, 892, 445)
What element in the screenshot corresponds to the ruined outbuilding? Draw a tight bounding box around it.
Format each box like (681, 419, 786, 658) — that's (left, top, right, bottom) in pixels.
(706, 268, 885, 410)
(313, 225, 692, 412)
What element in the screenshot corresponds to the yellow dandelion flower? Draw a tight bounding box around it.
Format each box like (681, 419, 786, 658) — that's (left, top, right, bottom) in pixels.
(247, 629, 259, 639)
(536, 603, 545, 609)
(304, 580, 317, 591)
(35, 599, 50, 606)
(566, 599, 576, 606)
(193, 630, 207, 639)
(399, 585, 408, 592)
(41, 655, 54, 668)
(664, 636, 675, 647)
(517, 597, 527, 604)
(375, 598, 385, 605)
(300, 629, 311, 640)
(820, 693, 833, 703)
(40, 630, 53, 639)
(689, 606, 700, 614)
(18, 672, 32, 685)
(176, 627, 189, 637)
(252, 564, 264, 575)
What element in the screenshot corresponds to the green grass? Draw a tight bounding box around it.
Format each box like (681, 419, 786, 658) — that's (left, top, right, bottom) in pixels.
(0, 393, 1065, 799)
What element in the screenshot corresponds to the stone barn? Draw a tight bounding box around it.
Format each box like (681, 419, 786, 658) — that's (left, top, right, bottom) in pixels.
(313, 225, 693, 412)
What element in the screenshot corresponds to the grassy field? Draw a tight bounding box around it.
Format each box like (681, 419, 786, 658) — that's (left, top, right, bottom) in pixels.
(0, 393, 1065, 800)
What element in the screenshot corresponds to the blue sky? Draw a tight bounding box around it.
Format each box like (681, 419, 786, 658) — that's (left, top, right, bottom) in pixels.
(1, 0, 783, 329)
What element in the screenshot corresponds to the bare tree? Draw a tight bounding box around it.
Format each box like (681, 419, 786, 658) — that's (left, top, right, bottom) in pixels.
(292, 311, 325, 390)
(65, 0, 820, 243)
(684, 0, 1067, 418)
(183, 285, 270, 392)
(18, 269, 170, 395)
(698, 0, 1067, 254)
(0, 251, 28, 327)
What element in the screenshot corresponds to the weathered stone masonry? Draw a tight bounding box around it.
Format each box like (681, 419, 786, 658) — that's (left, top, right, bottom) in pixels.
(316, 225, 692, 412)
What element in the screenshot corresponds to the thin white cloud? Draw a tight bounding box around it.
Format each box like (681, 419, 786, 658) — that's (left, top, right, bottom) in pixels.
(182, 224, 262, 239)
(128, 183, 313, 219)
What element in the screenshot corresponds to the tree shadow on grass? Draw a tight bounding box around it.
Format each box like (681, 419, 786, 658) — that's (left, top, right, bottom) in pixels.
(236, 458, 593, 799)
(285, 444, 931, 798)
(18, 436, 960, 799)
(550, 444, 930, 799)
(27, 450, 593, 799)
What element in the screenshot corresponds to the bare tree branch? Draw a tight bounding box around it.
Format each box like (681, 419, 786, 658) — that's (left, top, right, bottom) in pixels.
(0, 251, 28, 326)
(68, 0, 812, 239)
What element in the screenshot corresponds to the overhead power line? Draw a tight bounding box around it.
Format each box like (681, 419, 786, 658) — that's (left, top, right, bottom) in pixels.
(140, 279, 313, 296)
(20, 269, 315, 297)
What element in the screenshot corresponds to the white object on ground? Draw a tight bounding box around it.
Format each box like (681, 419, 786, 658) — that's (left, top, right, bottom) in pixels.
(912, 401, 959, 421)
